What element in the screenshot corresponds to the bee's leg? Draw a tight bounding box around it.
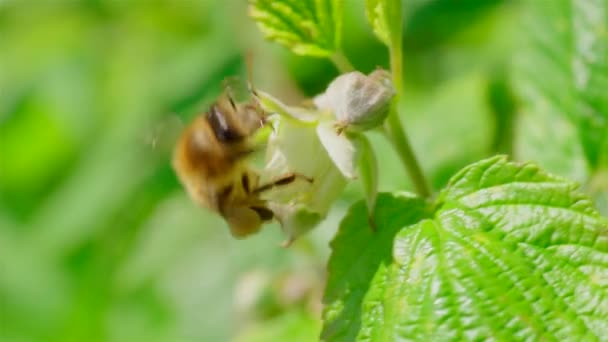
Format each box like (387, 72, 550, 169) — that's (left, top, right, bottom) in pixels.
(253, 173, 313, 194)
(280, 236, 296, 248)
(228, 147, 256, 163)
(241, 173, 253, 194)
(224, 206, 264, 238)
(221, 76, 240, 110)
(246, 50, 257, 96)
(216, 184, 234, 214)
(249, 206, 274, 221)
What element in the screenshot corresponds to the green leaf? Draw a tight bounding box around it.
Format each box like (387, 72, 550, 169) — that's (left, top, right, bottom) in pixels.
(514, 94, 590, 183)
(322, 192, 431, 341)
(515, 0, 608, 171)
(249, 0, 342, 57)
(323, 156, 608, 341)
(365, 0, 402, 47)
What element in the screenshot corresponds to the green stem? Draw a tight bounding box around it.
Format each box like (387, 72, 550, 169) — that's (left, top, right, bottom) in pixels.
(385, 106, 430, 198)
(330, 51, 355, 72)
(385, 26, 431, 198)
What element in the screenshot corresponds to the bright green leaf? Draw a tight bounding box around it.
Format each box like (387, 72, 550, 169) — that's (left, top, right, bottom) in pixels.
(323, 156, 608, 341)
(322, 192, 431, 341)
(249, 0, 343, 57)
(365, 0, 402, 47)
(515, 0, 608, 171)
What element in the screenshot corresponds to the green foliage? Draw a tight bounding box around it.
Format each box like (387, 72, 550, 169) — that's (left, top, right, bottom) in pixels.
(322, 193, 431, 341)
(249, 0, 343, 57)
(323, 156, 608, 340)
(2, 0, 608, 341)
(515, 0, 608, 171)
(0, 2, 312, 341)
(250, 0, 608, 337)
(365, 0, 401, 47)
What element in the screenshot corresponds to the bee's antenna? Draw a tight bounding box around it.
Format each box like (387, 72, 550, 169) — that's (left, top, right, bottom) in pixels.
(245, 50, 267, 122)
(245, 50, 258, 96)
(220, 77, 239, 110)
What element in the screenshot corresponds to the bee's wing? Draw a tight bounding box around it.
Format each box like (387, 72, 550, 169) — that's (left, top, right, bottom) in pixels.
(140, 113, 185, 158)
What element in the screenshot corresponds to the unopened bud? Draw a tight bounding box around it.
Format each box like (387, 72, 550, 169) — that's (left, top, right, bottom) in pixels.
(314, 69, 395, 131)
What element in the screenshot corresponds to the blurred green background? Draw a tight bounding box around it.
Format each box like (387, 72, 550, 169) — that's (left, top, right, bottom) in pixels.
(1, 0, 604, 341)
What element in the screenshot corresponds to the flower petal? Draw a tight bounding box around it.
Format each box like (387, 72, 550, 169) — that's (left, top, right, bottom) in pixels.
(316, 121, 357, 179)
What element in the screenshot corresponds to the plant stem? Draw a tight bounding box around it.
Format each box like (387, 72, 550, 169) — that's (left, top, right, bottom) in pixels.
(330, 51, 354, 72)
(385, 107, 430, 198)
(385, 25, 431, 198)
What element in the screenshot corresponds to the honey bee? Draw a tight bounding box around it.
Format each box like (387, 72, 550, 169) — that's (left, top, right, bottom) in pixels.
(172, 88, 308, 238)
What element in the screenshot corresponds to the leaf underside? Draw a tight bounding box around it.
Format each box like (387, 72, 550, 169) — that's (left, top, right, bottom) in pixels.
(323, 156, 608, 341)
(249, 0, 342, 57)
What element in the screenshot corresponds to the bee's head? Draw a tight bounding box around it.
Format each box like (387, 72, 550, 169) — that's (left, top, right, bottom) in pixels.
(206, 92, 266, 143)
(207, 96, 246, 144)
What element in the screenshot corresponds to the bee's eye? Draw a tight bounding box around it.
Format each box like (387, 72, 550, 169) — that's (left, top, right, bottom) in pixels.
(207, 105, 244, 143)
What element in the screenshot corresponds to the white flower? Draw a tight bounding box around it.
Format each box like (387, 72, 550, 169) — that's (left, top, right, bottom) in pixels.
(252, 70, 392, 244)
(262, 117, 346, 245)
